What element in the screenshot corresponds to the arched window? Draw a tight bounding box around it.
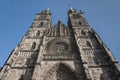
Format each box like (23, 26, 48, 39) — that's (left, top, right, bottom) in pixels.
(86, 41, 92, 48)
(36, 31, 40, 36)
(31, 42, 36, 49)
(81, 30, 86, 35)
(78, 21, 82, 25)
(40, 22, 43, 27)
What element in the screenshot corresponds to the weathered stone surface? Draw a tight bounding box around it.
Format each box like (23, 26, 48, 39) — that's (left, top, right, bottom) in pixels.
(0, 8, 120, 80)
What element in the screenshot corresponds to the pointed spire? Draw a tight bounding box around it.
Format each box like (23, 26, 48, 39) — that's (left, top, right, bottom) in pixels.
(58, 20, 64, 26)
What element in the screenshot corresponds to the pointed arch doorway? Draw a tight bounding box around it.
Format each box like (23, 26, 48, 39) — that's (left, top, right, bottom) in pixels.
(44, 63, 78, 80)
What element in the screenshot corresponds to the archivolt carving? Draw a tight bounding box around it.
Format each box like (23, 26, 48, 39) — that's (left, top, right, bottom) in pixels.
(44, 63, 78, 80)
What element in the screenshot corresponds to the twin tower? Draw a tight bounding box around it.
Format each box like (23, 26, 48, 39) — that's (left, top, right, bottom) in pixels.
(0, 8, 120, 80)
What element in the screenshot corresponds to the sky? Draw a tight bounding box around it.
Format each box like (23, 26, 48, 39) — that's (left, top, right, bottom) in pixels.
(0, 0, 120, 67)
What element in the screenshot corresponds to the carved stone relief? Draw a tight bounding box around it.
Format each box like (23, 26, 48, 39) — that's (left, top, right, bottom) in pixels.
(90, 68, 102, 80)
(77, 38, 86, 47)
(43, 54, 74, 60)
(21, 42, 32, 50)
(14, 57, 26, 67)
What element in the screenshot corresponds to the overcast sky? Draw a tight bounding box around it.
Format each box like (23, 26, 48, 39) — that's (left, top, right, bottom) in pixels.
(0, 0, 120, 67)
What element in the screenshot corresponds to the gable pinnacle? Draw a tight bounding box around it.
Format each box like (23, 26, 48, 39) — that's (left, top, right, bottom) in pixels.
(58, 20, 63, 26)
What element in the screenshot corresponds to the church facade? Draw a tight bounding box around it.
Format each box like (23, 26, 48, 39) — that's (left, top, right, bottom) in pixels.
(0, 8, 120, 80)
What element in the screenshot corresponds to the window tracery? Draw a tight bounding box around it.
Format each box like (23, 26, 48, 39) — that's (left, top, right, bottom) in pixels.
(46, 39, 70, 55)
(31, 42, 36, 49)
(86, 41, 92, 48)
(81, 30, 86, 35)
(36, 31, 40, 36)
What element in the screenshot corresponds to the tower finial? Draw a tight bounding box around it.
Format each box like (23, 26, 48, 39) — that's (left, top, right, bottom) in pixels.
(47, 5, 50, 10)
(70, 6, 73, 10)
(69, 4, 73, 10)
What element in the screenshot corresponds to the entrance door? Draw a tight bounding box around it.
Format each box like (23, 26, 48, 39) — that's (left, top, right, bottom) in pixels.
(44, 63, 78, 80)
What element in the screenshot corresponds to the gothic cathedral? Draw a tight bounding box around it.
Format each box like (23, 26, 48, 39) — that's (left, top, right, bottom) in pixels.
(0, 8, 120, 80)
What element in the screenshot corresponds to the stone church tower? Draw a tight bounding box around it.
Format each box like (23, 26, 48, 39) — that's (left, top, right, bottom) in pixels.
(0, 8, 120, 80)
